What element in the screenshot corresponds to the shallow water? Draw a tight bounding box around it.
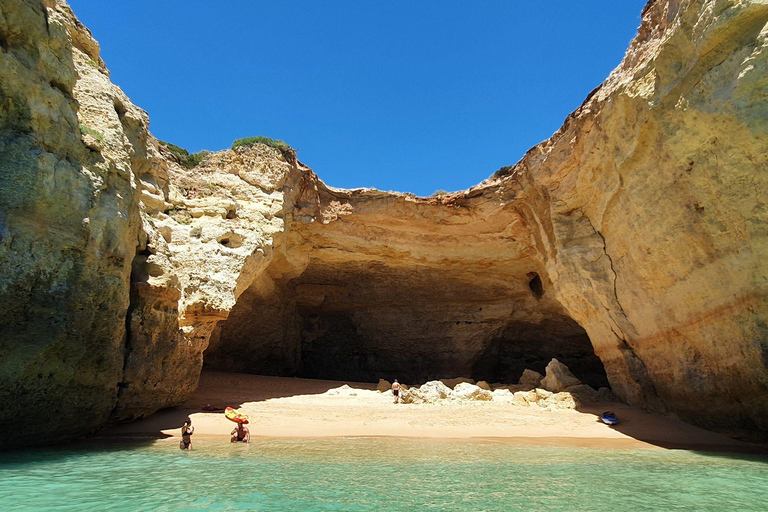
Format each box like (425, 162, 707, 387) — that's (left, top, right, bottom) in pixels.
(1, 438, 767, 511)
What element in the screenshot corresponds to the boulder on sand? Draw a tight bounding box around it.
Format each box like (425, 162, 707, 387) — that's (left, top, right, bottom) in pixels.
(401, 380, 452, 404)
(476, 380, 491, 390)
(518, 369, 544, 388)
(452, 382, 493, 401)
(540, 359, 581, 392)
(511, 390, 537, 406)
(419, 380, 452, 400)
(377, 379, 391, 392)
(566, 384, 599, 404)
(492, 388, 514, 401)
(543, 392, 578, 410)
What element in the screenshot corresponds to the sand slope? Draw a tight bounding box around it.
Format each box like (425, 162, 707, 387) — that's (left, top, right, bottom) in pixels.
(103, 371, 758, 452)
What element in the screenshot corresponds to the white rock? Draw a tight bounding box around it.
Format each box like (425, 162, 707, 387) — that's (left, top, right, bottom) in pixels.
(492, 388, 514, 401)
(542, 392, 578, 410)
(419, 380, 453, 400)
(452, 382, 493, 401)
(511, 391, 536, 406)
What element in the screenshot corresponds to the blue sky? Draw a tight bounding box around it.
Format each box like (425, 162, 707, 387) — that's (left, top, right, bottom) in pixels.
(69, 1, 647, 195)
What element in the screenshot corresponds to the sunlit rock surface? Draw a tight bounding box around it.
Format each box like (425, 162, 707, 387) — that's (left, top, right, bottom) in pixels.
(1, 0, 768, 447)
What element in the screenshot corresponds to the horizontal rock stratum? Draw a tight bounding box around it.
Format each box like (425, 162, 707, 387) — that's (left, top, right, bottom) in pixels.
(1, 0, 767, 448)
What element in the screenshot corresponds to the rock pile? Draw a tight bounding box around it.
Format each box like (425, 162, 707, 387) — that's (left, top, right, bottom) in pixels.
(396, 360, 614, 409)
(398, 380, 483, 404)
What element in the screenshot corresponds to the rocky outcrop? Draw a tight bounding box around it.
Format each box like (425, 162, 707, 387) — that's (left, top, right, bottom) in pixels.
(399, 380, 493, 403)
(2, 0, 768, 447)
(510, 0, 768, 434)
(518, 369, 544, 388)
(0, 1, 309, 445)
(154, 0, 768, 437)
(0, 0, 159, 446)
(540, 359, 582, 393)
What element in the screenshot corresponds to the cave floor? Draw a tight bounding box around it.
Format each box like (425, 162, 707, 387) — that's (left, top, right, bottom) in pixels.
(102, 371, 758, 453)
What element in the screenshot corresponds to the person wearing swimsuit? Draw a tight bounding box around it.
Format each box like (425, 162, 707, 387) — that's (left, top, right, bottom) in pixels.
(392, 379, 401, 404)
(180, 417, 194, 450)
(230, 423, 250, 443)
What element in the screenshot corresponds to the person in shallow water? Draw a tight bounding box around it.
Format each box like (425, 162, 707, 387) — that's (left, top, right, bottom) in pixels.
(231, 422, 250, 443)
(180, 417, 194, 450)
(392, 379, 401, 404)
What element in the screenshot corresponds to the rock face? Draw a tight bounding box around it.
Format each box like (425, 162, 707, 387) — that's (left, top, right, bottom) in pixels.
(0, 1, 308, 445)
(0, 1, 159, 445)
(518, 369, 544, 388)
(2, 0, 768, 447)
(517, 0, 768, 433)
(540, 359, 582, 393)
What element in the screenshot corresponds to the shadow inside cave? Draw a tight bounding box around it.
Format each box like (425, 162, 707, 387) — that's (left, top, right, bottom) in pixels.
(570, 403, 768, 456)
(97, 371, 369, 441)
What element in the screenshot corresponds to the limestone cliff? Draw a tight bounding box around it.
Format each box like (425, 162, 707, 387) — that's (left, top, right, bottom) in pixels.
(1, 0, 767, 448)
(512, 0, 768, 433)
(0, 0, 156, 446)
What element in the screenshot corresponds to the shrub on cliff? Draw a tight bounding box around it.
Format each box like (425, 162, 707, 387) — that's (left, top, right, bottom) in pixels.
(491, 165, 514, 179)
(158, 140, 209, 169)
(231, 136, 292, 152)
(79, 124, 106, 145)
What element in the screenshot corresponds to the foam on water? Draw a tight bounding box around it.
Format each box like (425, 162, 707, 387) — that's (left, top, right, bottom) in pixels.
(1, 438, 767, 511)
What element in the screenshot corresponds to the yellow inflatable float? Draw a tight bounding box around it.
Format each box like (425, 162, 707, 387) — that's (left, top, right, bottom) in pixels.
(224, 407, 249, 424)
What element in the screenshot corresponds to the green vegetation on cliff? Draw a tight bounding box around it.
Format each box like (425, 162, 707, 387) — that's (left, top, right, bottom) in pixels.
(79, 124, 106, 145)
(231, 136, 292, 152)
(158, 140, 209, 169)
(491, 165, 514, 179)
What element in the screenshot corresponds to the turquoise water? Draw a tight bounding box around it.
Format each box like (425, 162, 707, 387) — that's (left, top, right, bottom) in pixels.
(1, 438, 767, 511)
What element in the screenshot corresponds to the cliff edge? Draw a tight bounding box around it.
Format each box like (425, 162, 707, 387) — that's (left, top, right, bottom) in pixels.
(1, 0, 767, 448)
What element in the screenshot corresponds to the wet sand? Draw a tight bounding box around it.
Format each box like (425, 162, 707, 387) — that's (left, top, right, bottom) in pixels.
(102, 370, 759, 452)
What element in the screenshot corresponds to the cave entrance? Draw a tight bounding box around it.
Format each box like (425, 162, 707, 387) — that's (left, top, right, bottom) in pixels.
(470, 316, 610, 389)
(204, 262, 610, 390)
(291, 307, 609, 389)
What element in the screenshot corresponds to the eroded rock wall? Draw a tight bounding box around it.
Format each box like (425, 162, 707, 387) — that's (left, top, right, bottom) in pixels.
(2, 0, 768, 447)
(0, 0, 147, 446)
(501, 0, 768, 433)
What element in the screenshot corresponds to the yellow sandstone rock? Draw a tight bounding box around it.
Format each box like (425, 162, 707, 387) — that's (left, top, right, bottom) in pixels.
(2, 0, 768, 448)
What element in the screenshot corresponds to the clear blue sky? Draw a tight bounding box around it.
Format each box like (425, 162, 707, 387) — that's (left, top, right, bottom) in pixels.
(69, 1, 647, 195)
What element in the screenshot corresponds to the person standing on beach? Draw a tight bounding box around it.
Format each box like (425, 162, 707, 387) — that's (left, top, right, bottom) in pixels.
(180, 417, 194, 450)
(392, 380, 401, 404)
(231, 423, 250, 443)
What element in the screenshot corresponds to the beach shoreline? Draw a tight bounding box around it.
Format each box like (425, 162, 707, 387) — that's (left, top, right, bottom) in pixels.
(99, 371, 764, 454)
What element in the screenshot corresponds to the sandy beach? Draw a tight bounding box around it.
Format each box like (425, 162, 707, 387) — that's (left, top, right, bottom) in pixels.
(99, 371, 762, 453)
